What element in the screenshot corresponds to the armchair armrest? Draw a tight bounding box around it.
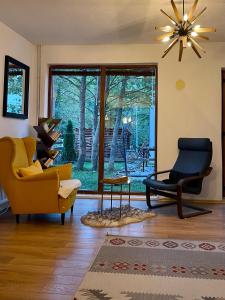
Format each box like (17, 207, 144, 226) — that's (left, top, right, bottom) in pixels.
(44, 163, 72, 180)
(149, 169, 172, 179)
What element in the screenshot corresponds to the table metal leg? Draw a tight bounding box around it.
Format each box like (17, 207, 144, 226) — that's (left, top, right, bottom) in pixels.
(111, 185, 113, 211)
(120, 184, 122, 218)
(128, 182, 131, 210)
(101, 183, 104, 215)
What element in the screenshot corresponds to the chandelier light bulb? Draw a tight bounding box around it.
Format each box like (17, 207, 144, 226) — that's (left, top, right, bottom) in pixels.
(162, 36, 170, 42)
(187, 41, 192, 47)
(165, 26, 172, 32)
(183, 14, 188, 21)
(191, 31, 198, 37)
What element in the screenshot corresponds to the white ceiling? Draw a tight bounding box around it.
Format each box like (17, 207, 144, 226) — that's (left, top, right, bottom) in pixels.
(0, 0, 224, 45)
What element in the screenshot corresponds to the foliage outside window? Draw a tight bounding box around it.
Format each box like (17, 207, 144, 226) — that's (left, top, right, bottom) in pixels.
(49, 66, 157, 193)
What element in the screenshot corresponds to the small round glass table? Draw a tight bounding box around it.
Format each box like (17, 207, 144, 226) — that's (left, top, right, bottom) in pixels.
(100, 176, 131, 218)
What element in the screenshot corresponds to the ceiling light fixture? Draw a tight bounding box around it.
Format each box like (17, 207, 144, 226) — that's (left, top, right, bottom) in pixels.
(156, 0, 216, 61)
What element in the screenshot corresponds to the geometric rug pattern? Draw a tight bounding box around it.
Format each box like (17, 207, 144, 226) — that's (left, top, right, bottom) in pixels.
(74, 235, 225, 300)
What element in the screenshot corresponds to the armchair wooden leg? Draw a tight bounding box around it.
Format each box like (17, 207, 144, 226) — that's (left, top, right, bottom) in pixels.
(176, 188, 212, 218)
(177, 189, 184, 219)
(61, 213, 65, 225)
(146, 187, 176, 209)
(181, 204, 212, 218)
(71, 205, 74, 214)
(16, 214, 20, 224)
(146, 186, 152, 208)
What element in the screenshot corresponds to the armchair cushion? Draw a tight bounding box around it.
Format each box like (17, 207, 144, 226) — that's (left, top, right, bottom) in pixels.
(143, 178, 177, 192)
(19, 160, 43, 177)
(144, 176, 203, 194)
(169, 170, 199, 183)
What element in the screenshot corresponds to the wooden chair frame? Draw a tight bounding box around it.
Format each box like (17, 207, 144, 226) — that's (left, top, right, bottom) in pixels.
(146, 167, 213, 219)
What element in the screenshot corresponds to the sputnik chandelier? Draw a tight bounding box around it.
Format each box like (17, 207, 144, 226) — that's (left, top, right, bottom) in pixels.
(156, 0, 216, 61)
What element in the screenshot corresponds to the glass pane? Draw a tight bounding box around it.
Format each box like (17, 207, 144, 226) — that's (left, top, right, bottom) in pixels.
(7, 66, 25, 114)
(51, 74, 100, 191)
(104, 74, 156, 192)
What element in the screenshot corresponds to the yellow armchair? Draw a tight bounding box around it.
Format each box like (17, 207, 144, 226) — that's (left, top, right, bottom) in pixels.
(0, 136, 80, 224)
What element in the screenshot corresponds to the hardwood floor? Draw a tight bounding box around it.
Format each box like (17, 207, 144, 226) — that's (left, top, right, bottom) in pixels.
(0, 198, 225, 300)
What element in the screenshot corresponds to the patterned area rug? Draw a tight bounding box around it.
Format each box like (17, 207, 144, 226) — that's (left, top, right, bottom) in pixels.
(74, 235, 225, 300)
(81, 206, 155, 227)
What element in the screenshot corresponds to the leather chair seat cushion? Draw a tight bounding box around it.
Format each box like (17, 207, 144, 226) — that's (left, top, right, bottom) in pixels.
(143, 176, 202, 194)
(143, 178, 177, 192)
(169, 170, 199, 183)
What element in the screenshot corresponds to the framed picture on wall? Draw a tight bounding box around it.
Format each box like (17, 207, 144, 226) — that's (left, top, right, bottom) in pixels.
(2, 56, 30, 119)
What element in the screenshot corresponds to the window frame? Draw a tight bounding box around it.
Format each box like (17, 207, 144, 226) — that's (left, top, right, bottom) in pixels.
(48, 64, 158, 195)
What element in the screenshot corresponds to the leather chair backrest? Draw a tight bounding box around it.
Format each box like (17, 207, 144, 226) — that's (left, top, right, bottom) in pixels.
(169, 138, 212, 193)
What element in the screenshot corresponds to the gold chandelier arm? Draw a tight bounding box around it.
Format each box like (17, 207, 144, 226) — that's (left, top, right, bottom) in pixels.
(189, 37, 206, 53)
(162, 37, 179, 58)
(157, 0, 216, 61)
(156, 33, 174, 41)
(195, 34, 209, 40)
(188, 0, 198, 21)
(171, 0, 182, 23)
(190, 7, 207, 23)
(193, 27, 216, 33)
(182, 36, 188, 48)
(179, 40, 183, 61)
(160, 9, 178, 25)
(155, 26, 174, 33)
(191, 43, 202, 58)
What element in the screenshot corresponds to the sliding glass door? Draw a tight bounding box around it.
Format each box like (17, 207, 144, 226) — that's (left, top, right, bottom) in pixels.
(104, 70, 156, 192)
(50, 68, 100, 191)
(49, 65, 157, 193)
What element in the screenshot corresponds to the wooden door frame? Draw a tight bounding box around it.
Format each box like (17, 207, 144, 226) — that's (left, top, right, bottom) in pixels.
(98, 67, 106, 194)
(47, 64, 158, 195)
(222, 69, 225, 197)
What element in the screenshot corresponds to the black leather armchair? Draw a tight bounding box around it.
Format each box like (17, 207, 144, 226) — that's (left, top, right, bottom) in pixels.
(143, 138, 213, 219)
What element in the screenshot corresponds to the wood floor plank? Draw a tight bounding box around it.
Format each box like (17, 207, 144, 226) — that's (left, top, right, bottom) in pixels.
(0, 199, 225, 300)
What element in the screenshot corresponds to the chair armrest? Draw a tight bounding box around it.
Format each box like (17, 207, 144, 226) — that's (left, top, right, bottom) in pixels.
(177, 167, 213, 188)
(149, 169, 172, 179)
(44, 163, 72, 180)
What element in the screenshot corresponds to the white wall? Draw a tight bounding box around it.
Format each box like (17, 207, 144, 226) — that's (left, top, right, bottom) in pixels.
(0, 21, 37, 205)
(40, 43, 224, 200)
(0, 21, 37, 138)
